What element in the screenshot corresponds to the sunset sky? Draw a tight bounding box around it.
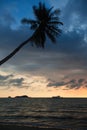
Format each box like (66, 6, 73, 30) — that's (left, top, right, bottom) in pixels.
(0, 0, 87, 97)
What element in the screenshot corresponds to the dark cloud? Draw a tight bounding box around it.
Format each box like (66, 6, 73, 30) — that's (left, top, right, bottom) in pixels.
(0, 74, 13, 81)
(58, 31, 84, 53)
(0, 23, 31, 51)
(0, 74, 27, 88)
(47, 81, 65, 87)
(65, 0, 87, 20)
(63, 0, 87, 28)
(47, 78, 87, 89)
(9, 78, 24, 87)
(0, 12, 16, 26)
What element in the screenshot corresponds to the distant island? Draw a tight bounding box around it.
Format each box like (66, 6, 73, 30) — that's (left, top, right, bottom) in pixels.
(8, 95, 30, 99)
(15, 95, 30, 98)
(52, 96, 62, 99)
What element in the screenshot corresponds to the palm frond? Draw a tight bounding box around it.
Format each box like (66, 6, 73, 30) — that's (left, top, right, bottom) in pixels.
(46, 29, 56, 43)
(51, 26, 62, 34)
(49, 16, 59, 21)
(46, 25, 62, 37)
(50, 9, 61, 17)
(21, 18, 39, 25)
(33, 2, 49, 21)
(33, 3, 42, 21)
(49, 21, 63, 25)
(30, 24, 37, 30)
(30, 27, 46, 48)
(21, 18, 39, 30)
(48, 6, 54, 14)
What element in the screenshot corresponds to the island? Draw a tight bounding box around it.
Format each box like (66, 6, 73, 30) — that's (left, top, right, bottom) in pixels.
(8, 96, 12, 98)
(14, 95, 30, 99)
(52, 96, 62, 99)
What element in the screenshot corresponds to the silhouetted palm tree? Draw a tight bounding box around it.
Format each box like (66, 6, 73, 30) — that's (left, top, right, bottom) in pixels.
(0, 2, 63, 66)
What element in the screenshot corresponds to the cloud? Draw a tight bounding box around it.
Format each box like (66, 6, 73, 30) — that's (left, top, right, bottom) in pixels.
(65, 0, 87, 21)
(0, 74, 27, 89)
(0, 74, 13, 81)
(48, 0, 69, 9)
(0, 12, 16, 26)
(47, 78, 87, 89)
(47, 81, 65, 87)
(9, 78, 24, 87)
(63, 0, 87, 33)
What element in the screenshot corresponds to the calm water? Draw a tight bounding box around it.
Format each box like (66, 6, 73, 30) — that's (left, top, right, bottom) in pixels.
(0, 98, 87, 129)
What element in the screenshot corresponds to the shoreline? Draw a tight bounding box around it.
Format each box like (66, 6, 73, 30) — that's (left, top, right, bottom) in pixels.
(0, 122, 87, 130)
(1, 124, 87, 130)
(0, 123, 76, 130)
(0, 124, 72, 130)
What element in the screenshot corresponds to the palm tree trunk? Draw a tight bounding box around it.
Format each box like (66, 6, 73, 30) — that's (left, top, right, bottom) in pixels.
(0, 37, 32, 66)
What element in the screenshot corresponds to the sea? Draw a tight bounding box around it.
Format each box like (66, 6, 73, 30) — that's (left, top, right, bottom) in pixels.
(0, 97, 87, 130)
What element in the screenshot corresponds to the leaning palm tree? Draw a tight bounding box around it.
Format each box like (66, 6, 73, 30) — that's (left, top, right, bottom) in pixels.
(0, 2, 63, 66)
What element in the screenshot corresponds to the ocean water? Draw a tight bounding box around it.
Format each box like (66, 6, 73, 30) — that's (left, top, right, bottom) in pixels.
(0, 98, 87, 129)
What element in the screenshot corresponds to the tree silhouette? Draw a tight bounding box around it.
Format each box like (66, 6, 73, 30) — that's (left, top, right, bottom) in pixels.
(0, 2, 63, 66)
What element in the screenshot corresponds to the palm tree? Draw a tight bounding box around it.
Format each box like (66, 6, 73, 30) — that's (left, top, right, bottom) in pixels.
(0, 2, 63, 66)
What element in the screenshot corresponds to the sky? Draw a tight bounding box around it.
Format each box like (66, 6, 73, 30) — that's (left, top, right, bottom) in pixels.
(0, 0, 87, 97)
